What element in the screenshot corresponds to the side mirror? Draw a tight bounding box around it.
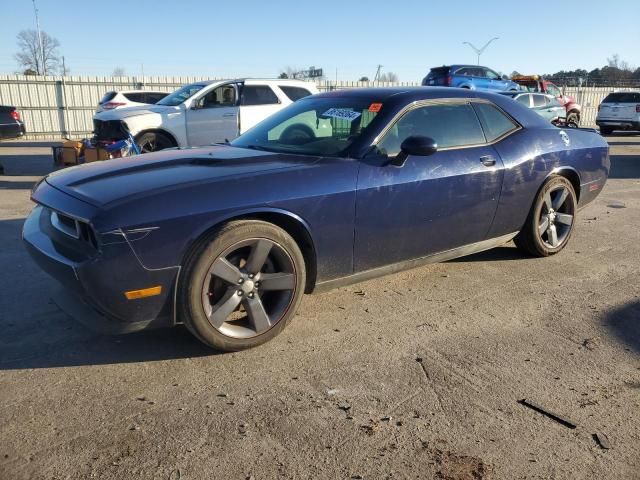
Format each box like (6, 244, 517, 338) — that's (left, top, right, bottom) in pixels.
(391, 135, 438, 167)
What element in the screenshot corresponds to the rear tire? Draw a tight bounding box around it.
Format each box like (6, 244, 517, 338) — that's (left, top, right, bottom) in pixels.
(600, 126, 613, 135)
(179, 220, 306, 351)
(514, 176, 577, 257)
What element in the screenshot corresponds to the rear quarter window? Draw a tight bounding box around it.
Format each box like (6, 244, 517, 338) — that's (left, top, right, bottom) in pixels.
(602, 92, 640, 103)
(279, 86, 312, 102)
(123, 93, 145, 103)
(472, 103, 519, 142)
(99, 91, 117, 104)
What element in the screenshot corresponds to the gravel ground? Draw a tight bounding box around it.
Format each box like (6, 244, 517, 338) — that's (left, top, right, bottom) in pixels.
(1, 136, 639, 480)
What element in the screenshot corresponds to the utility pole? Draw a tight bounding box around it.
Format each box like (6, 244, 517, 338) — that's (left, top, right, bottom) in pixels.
(462, 37, 499, 65)
(374, 64, 383, 82)
(61, 56, 67, 76)
(32, 0, 46, 75)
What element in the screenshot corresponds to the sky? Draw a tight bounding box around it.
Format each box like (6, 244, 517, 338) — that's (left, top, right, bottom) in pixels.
(1, 0, 639, 81)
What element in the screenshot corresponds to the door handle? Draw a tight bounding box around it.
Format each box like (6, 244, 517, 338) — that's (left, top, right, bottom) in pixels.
(480, 155, 496, 167)
(223, 113, 235, 117)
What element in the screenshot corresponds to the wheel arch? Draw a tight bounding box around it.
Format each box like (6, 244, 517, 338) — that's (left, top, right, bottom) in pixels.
(182, 208, 318, 294)
(134, 128, 178, 147)
(548, 167, 581, 202)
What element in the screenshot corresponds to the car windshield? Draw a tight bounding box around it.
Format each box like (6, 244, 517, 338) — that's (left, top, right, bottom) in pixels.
(156, 84, 206, 106)
(231, 97, 383, 157)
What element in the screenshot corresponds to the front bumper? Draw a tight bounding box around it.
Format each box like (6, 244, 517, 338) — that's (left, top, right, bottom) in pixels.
(23, 204, 179, 333)
(596, 119, 640, 130)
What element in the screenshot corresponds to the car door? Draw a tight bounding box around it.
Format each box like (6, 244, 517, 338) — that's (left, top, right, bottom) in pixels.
(354, 101, 506, 272)
(484, 68, 507, 91)
(239, 84, 282, 133)
(186, 83, 240, 146)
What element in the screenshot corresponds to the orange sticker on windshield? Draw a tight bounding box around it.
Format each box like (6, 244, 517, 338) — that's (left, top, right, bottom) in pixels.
(368, 103, 383, 112)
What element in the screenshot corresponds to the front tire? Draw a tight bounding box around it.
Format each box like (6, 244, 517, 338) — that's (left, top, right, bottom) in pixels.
(179, 220, 306, 351)
(136, 131, 175, 153)
(599, 126, 613, 135)
(514, 176, 577, 257)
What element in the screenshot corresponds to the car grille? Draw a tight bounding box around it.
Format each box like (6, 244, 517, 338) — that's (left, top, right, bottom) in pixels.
(93, 119, 129, 141)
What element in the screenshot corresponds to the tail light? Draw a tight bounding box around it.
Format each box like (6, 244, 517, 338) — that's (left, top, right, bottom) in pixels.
(636, 104, 640, 113)
(10, 110, 20, 121)
(101, 102, 126, 110)
(446, 75, 452, 86)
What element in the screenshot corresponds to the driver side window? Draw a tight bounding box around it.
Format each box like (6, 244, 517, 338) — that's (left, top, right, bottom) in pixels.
(198, 85, 237, 108)
(377, 103, 486, 157)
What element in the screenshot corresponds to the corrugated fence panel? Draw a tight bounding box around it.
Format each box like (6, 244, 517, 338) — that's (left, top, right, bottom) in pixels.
(0, 75, 633, 139)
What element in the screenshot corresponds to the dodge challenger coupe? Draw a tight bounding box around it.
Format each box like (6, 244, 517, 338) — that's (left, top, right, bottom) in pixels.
(23, 88, 609, 351)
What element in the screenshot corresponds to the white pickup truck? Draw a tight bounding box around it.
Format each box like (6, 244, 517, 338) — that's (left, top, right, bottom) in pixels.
(93, 78, 318, 152)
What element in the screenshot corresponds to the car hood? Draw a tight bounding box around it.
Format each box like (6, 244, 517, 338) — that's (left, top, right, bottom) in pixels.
(45, 145, 322, 208)
(95, 104, 178, 120)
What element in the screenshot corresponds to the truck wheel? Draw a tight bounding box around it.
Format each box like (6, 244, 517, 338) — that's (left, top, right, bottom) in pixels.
(136, 131, 175, 153)
(566, 112, 579, 128)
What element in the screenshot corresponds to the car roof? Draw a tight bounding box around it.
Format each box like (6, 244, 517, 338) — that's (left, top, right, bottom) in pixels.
(430, 65, 488, 70)
(190, 78, 315, 86)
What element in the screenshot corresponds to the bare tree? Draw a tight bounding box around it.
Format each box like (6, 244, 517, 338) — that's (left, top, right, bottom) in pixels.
(378, 72, 398, 82)
(358, 76, 369, 82)
(14, 29, 62, 75)
(112, 67, 126, 76)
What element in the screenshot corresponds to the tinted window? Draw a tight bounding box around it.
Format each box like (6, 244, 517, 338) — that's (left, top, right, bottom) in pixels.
(456, 67, 472, 76)
(241, 85, 279, 106)
(145, 93, 167, 103)
(532, 95, 546, 107)
(123, 92, 145, 103)
(516, 94, 530, 106)
(602, 92, 640, 103)
(473, 103, 518, 142)
(377, 103, 485, 156)
(484, 69, 500, 80)
(99, 91, 117, 104)
(279, 86, 312, 102)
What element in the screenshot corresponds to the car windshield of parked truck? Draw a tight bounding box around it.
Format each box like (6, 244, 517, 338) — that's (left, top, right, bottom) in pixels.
(156, 84, 206, 106)
(231, 97, 382, 157)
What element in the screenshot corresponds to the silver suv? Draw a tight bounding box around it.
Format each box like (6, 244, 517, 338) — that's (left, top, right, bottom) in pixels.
(596, 91, 640, 135)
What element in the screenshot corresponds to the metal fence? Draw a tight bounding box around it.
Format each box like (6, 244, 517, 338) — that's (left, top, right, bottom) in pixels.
(0, 75, 636, 139)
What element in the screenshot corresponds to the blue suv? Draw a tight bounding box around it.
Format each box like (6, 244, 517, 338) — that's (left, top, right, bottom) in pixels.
(422, 65, 520, 92)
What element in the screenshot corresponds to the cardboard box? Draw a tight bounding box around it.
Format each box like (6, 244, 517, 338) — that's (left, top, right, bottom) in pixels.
(84, 146, 110, 162)
(62, 140, 83, 165)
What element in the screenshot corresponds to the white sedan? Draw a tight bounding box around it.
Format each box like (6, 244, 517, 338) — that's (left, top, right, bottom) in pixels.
(93, 79, 318, 152)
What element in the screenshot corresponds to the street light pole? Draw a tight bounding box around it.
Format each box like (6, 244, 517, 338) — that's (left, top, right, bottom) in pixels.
(462, 37, 499, 65)
(32, 0, 46, 75)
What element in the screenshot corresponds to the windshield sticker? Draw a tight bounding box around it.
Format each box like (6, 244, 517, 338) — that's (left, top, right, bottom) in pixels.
(368, 103, 383, 112)
(322, 108, 361, 122)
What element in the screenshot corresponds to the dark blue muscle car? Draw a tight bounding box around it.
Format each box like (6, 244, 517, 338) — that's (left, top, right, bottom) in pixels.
(23, 87, 609, 351)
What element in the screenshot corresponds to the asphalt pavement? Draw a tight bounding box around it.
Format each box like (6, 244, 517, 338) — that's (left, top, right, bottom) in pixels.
(1, 135, 639, 480)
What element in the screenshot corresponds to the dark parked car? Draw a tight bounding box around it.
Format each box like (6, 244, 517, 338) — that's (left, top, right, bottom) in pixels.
(422, 65, 520, 91)
(0, 105, 26, 140)
(24, 88, 609, 351)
